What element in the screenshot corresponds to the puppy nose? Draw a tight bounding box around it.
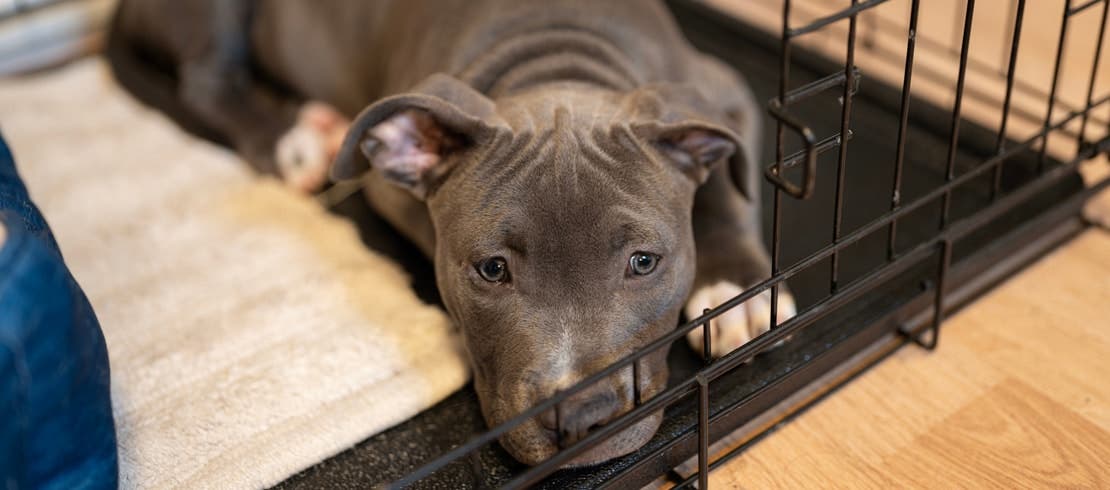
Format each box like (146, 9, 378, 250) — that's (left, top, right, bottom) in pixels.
(543, 389, 622, 449)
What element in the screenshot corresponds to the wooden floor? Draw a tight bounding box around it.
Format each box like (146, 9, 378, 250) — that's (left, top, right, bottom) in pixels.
(708, 230, 1110, 488)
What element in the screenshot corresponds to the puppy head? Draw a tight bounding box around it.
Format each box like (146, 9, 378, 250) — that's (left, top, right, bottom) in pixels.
(334, 75, 749, 466)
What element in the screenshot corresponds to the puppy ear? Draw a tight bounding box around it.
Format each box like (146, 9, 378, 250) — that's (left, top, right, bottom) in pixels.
(332, 74, 502, 199)
(626, 84, 754, 201)
(647, 122, 741, 186)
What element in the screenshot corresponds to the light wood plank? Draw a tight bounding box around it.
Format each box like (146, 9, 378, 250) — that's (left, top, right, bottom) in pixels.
(881, 378, 1110, 489)
(709, 230, 1110, 488)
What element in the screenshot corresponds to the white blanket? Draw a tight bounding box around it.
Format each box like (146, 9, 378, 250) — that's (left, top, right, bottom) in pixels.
(0, 58, 469, 489)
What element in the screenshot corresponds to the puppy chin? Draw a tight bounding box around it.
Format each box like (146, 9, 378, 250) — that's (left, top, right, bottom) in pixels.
(560, 410, 663, 468)
(498, 410, 663, 468)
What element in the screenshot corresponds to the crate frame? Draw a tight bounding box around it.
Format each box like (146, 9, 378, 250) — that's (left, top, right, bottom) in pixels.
(387, 0, 1110, 488)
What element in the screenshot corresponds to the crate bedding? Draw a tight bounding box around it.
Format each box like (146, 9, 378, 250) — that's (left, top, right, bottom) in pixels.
(0, 58, 469, 489)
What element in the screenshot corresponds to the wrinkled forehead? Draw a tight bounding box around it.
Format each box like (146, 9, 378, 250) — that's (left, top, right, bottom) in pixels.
(442, 197, 676, 260)
(443, 134, 682, 228)
(454, 114, 687, 206)
(429, 89, 698, 250)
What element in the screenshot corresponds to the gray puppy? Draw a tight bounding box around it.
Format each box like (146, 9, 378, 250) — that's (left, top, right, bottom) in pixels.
(107, 0, 795, 466)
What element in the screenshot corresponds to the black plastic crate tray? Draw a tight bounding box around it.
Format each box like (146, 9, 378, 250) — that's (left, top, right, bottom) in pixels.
(277, 1, 1086, 488)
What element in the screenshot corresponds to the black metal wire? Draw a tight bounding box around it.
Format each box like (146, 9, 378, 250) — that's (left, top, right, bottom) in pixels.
(782, 69, 853, 104)
(939, 0, 976, 230)
(906, 239, 951, 349)
(758, 0, 1110, 131)
(777, 131, 851, 172)
(829, 0, 860, 294)
(1077, 0, 1109, 157)
(787, 0, 890, 37)
(764, 5, 794, 485)
(929, 30, 1101, 129)
(553, 397, 563, 449)
(991, 0, 1027, 201)
(769, 0, 792, 339)
(632, 357, 642, 406)
(765, 101, 819, 199)
(1038, 0, 1075, 173)
(833, 26, 1108, 138)
(1071, 0, 1103, 15)
(950, 0, 967, 55)
(999, 0, 1019, 72)
(887, 0, 921, 261)
(697, 375, 710, 490)
(702, 308, 713, 364)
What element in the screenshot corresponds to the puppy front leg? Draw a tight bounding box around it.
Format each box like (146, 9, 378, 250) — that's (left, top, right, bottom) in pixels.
(174, 0, 347, 193)
(686, 166, 797, 359)
(179, 65, 351, 195)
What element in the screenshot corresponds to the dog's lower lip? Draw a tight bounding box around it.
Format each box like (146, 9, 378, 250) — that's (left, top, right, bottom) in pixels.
(539, 426, 558, 443)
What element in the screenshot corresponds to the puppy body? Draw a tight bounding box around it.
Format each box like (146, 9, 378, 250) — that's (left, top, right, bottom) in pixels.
(108, 0, 793, 466)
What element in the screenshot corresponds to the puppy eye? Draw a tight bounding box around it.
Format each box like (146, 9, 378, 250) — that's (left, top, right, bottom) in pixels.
(628, 252, 660, 276)
(476, 257, 509, 283)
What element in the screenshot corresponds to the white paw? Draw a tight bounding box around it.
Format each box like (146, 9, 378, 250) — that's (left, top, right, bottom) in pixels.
(684, 281, 797, 359)
(275, 102, 349, 193)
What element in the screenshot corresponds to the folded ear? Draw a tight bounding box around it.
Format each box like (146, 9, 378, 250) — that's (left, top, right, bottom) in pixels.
(640, 121, 742, 186)
(332, 74, 501, 199)
(626, 84, 753, 201)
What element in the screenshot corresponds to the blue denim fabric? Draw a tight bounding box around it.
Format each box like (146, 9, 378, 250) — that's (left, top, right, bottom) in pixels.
(0, 132, 118, 489)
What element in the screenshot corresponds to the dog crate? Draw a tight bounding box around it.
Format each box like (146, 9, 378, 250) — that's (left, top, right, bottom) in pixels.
(281, 0, 1110, 488)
